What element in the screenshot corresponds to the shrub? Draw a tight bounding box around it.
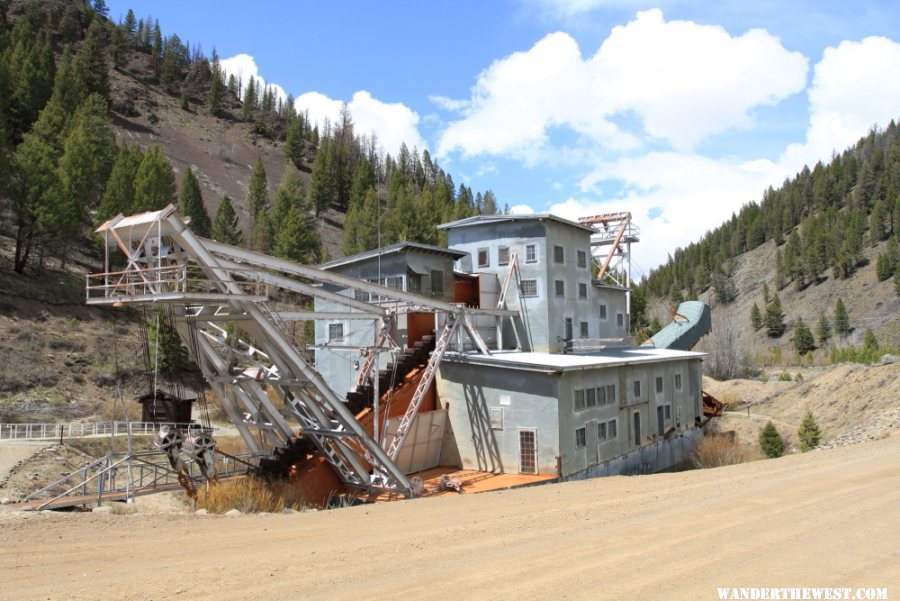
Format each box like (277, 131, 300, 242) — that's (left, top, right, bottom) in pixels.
(797, 410, 821, 452)
(759, 421, 785, 458)
(777, 371, 792, 382)
(692, 435, 753, 469)
(194, 475, 308, 514)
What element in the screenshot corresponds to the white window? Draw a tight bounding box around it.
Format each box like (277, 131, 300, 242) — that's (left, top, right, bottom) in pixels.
(575, 427, 586, 448)
(578, 282, 588, 300)
(597, 386, 607, 404)
(617, 313, 625, 328)
(598, 421, 607, 440)
(498, 246, 510, 266)
(328, 323, 344, 341)
(525, 244, 536, 263)
(489, 407, 504, 430)
(431, 270, 444, 295)
(586, 388, 596, 408)
(608, 418, 617, 439)
(574, 388, 585, 411)
(520, 279, 538, 297)
(555, 280, 565, 298)
(577, 250, 587, 268)
(477, 248, 490, 268)
(633, 380, 641, 400)
(674, 373, 683, 390)
(385, 275, 403, 290)
(408, 273, 421, 292)
(580, 321, 589, 338)
(606, 384, 616, 404)
(553, 245, 565, 264)
(655, 376, 664, 395)
(599, 304, 607, 320)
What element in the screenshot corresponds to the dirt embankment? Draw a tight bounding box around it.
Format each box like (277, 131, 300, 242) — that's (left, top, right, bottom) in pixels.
(1, 435, 898, 601)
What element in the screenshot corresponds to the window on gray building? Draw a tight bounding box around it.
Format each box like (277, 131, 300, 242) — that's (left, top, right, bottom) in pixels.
(555, 279, 565, 297)
(477, 248, 490, 268)
(575, 427, 586, 448)
(599, 304, 607, 320)
(328, 323, 344, 341)
(578, 282, 588, 299)
(674, 373, 682, 390)
(586, 388, 596, 408)
(385, 276, 403, 290)
(553, 245, 564, 264)
(606, 384, 616, 404)
(489, 407, 504, 430)
(617, 312, 624, 327)
(525, 244, 536, 263)
(574, 388, 585, 411)
(577, 250, 587, 268)
(520, 279, 538, 297)
(580, 321, 588, 338)
(655, 376, 663, 395)
(498, 246, 510, 266)
(431, 270, 444, 295)
(598, 421, 607, 440)
(633, 379, 641, 399)
(408, 273, 421, 292)
(597, 386, 606, 404)
(608, 418, 617, 439)
(354, 289, 370, 302)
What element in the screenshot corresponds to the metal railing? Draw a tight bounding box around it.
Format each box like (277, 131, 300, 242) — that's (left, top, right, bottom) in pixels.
(85, 264, 268, 302)
(0, 421, 212, 440)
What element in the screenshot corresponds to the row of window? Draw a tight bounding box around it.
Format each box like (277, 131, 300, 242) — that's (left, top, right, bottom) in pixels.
(574, 384, 617, 411)
(632, 373, 684, 401)
(575, 418, 618, 447)
(477, 244, 589, 269)
(352, 271, 445, 301)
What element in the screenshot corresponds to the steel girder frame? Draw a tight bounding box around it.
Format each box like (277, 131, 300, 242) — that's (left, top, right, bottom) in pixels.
(164, 214, 413, 495)
(94, 206, 413, 496)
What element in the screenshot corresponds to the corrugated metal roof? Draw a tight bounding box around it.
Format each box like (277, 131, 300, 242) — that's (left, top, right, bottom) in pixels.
(318, 241, 467, 271)
(437, 213, 595, 233)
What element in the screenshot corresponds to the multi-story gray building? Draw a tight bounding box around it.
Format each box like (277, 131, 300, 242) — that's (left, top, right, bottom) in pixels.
(438, 214, 630, 353)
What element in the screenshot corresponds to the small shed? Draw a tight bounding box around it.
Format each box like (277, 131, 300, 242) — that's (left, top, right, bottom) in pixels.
(136, 387, 197, 424)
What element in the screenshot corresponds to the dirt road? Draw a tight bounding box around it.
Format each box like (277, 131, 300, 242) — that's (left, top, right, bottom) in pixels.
(2, 435, 899, 601)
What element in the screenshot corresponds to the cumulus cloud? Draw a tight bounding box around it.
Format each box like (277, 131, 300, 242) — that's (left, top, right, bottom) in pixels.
(552, 152, 784, 270)
(437, 9, 808, 159)
(781, 36, 900, 172)
(294, 91, 427, 158)
(220, 54, 426, 158)
(220, 53, 287, 105)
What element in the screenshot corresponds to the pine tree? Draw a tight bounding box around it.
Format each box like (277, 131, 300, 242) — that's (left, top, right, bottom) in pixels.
(762, 282, 770, 304)
(74, 20, 109, 100)
(178, 168, 211, 237)
(271, 168, 306, 237)
(97, 144, 143, 223)
(308, 138, 334, 216)
(797, 410, 821, 452)
(273, 207, 321, 264)
(247, 156, 268, 220)
(207, 51, 224, 116)
(284, 117, 305, 168)
(211, 196, 242, 245)
(765, 294, 786, 338)
(123, 9, 137, 37)
(241, 77, 256, 121)
(876, 253, 894, 281)
(816, 312, 832, 347)
(759, 421, 785, 458)
(863, 328, 879, 350)
(132, 146, 176, 213)
(250, 209, 272, 253)
(792, 317, 815, 356)
(833, 298, 850, 338)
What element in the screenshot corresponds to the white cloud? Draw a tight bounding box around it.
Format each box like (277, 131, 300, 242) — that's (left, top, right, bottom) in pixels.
(509, 204, 536, 215)
(295, 91, 426, 158)
(437, 9, 808, 159)
(220, 53, 287, 105)
(554, 152, 784, 270)
(781, 36, 900, 172)
(221, 53, 427, 159)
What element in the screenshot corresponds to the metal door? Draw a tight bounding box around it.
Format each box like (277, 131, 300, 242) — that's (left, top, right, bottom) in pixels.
(518, 429, 537, 474)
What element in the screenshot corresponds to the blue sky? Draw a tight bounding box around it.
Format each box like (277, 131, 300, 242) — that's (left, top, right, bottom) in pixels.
(106, 0, 900, 272)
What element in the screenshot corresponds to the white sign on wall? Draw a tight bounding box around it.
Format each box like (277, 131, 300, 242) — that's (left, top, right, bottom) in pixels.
(499, 395, 511, 406)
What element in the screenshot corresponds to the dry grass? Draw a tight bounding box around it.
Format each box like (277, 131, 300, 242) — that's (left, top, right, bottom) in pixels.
(194, 476, 309, 514)
(214, 435, 252, 456)
(692, 434, 755, 469)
